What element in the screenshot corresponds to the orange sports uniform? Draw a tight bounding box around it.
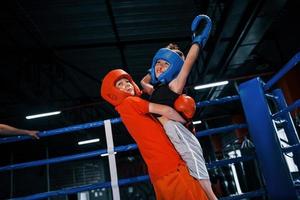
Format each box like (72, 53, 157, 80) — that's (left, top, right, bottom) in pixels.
(101, 69, 208, 200)
(116, 96, 183, 181)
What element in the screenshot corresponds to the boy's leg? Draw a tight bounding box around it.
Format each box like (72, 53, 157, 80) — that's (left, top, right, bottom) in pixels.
(164, 121, 218, 199)
(199, 179, 218, 200)
(164, 121, 209, 180)
(153, 164, 208, 200)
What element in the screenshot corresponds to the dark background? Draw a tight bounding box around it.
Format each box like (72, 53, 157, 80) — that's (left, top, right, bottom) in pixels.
(0, 0, 299, 199)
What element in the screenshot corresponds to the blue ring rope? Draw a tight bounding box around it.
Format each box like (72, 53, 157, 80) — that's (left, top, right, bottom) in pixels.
(282, 143, 300, 153)
(0, 144, 137, 172)
(196, 95, 240, 107)
(0, 118, 121, 144)
(264, 52, 300, 91)
(0, 146, 255, 172)
(11, 175, 265, 200)
(0, 100, 246, 145)
(272, 99, 300, 119)
(11, 175, 150, 200)
(196, 124, 247, 137)
(0, 123, 247, 172)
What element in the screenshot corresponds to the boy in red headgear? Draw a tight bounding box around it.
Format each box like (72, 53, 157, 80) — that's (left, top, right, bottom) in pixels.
(101, 69, 208, 200)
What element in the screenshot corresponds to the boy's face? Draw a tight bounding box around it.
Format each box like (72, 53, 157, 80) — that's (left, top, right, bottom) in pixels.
(154, 50, 185, 78)
(155, 59, 170, 78)
(115, 78, 135, 96)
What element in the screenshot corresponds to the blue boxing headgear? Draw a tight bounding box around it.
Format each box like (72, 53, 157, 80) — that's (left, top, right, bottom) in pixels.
(150, 48, 184, 85)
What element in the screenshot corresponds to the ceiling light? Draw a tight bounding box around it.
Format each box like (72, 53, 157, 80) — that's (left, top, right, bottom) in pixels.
(101, 152, 117, 157)
(26, 111, 61, 119)
(192, 120, 202, 125)
(194, 81, 229, 90)
(78, 138, 100, 145)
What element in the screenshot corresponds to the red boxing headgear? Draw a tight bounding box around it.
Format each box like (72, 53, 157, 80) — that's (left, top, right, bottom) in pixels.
(101, 69, 142, 107)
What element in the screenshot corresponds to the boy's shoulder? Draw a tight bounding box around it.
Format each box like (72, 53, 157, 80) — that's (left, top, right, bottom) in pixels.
(117, 96, 149, 114)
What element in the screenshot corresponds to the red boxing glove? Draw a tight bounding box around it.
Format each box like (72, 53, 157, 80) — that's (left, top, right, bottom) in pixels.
(174, 94, 196, 119)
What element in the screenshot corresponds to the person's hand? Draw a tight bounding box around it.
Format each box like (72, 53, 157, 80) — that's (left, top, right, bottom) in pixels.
(143, 84, 154, 95)
(26, 130, 40, 139)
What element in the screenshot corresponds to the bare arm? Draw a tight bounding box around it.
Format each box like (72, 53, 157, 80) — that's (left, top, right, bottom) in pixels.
(149, 103, 186, 123)
(169, 44, 200, 94)
(0, 124, 39, 139)
(140, 73, 154, 95)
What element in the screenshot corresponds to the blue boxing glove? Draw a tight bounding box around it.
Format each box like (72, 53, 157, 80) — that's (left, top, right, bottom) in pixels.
(191, 14, 212, 48)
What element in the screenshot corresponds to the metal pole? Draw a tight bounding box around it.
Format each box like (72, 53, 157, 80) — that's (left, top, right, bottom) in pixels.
(239, 77, 297, 199)
(46, 147, 50, 200)
(272, 89, 300, 169)
(10, 152, 14, 199)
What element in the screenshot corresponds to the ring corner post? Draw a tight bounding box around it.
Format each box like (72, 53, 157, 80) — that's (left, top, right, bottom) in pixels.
(238, 77, 298, 200)
(272, 88, 300, 169)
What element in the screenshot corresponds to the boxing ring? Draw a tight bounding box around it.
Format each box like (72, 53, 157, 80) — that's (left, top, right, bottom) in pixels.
(1, 52, 300, 200)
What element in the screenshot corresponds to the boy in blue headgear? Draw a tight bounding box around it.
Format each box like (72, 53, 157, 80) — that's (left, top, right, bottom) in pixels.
(140, 15, 218, 200)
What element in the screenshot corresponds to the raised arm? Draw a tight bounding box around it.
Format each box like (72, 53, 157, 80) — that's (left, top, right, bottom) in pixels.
(169, 44, 200, 94)
(0, 124, 39, 139)
(169, 15, 212, 94)
(148, 103, 186, 124)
